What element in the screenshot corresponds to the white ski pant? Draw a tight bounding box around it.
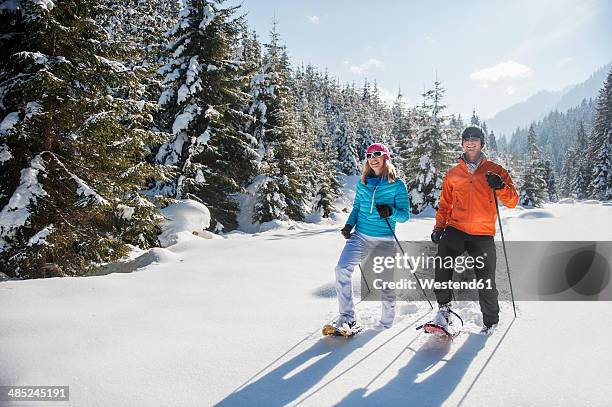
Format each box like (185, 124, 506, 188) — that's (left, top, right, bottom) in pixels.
(335, 231, 396, 327)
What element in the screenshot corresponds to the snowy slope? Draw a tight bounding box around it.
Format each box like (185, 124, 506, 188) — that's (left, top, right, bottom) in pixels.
(1, 202, 611, 406)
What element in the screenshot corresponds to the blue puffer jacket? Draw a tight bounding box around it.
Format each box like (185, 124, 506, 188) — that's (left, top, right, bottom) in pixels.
(347, 175, 411, 237)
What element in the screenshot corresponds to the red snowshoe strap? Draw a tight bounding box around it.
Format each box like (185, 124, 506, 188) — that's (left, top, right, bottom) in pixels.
(416, 309, 464, 332)
(422, 322, 453, 337)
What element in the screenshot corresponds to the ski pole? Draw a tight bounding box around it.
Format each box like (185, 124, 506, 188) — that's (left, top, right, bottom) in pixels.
(384, 218, 433, 309)
(492, 188, 517, 318)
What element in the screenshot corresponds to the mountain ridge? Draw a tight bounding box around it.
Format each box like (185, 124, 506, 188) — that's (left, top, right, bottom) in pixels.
(486, 61, 611, 138)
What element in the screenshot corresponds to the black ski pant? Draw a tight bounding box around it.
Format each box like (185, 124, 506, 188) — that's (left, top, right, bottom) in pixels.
(434, 226, 500, 327)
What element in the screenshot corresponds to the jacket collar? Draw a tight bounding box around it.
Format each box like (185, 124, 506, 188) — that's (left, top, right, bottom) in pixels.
(458, 152, 487, 173)
(365, 174, 386, 186)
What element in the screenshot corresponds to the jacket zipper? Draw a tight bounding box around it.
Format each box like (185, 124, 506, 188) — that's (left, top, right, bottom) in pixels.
(369, 176, 383, 213)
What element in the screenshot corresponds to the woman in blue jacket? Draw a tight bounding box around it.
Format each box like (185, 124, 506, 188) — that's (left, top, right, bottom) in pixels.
(334, 143, 410, 332)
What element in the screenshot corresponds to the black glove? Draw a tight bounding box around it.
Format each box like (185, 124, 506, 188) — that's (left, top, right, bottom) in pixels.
(376, 204, 392, 219)
(431, 228, 445, 244)
(486, 171, 505, 190)
(341, 224, 353, 239)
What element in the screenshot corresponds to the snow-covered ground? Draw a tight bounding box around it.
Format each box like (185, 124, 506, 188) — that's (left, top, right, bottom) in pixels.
(1, 200, 611, 406)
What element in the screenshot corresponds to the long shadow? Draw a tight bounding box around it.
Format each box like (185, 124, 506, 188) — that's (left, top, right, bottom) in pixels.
(263, 228, 340, 241)
(337, 333, 488, 406)
(456, 318, 516, 406)
(215, 330, 380, 407)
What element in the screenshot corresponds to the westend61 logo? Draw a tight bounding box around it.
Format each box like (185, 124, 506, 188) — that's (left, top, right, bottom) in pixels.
(372, 253, 486, 274)
(372, 276, 493, 291)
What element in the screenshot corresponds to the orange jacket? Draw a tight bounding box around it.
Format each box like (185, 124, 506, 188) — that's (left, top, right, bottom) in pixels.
(435, 157, 519, 236)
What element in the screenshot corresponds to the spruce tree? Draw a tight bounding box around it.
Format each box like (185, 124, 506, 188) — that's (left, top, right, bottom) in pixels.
(519, 125, 547, 207)
(406, 80, 455, 214)
(543, 160, 558, 202)
(391, 89, 412, 177)
(354, 80, 375, 159)
(488, 130, 498, 152)
(0, 0, 163, 278)
(154, 0, 258, 232)
(571, 121, 591, 199)
(497, 133, 508, 153)
(331, 105, 359, 175)
(250, 22, 306, 223)
(505, 99, 596, 174)
(588, 69, 612, 200)
(98, 0, 178, 61)
(298, 95, 340, 218)
(485, 130, 499, 162)
(470, 108, 481, 126)
(292, 64, 342, 218)
(559, 149, 576, 198)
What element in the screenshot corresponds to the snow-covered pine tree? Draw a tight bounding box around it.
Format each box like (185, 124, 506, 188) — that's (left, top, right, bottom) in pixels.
(354, 80, 375, 160)
(317, 72, 360, 175)
(559, 148, 576, 198)
(295, 92, 340, 218)
(250, 21, 307, 223)
(482, 129, 498, 163)
(519, 125, 547, 207)
(406, 80, 455, 214)
(391, 89, 412, 177)
(448, 114, 464, 137)
(98, 0, 179, 62)
(330, 101, 359, 175)
(571, 121, 591, 199)
(506, 99, 595, 173)
(154, 0, 259, 232)
(470, 108, 481, 126)
(368, 79, 391, 146)
(497, 133, 508, 153)
(0, 0, 163, 278)
(446, 113, 464, 158)
(239, 29, 262, 90)
(96, 0, 180, 184)
(299, 66, 342, 218)
(488, 130, 498, 152)
(449, 114, 464, 130)
(588, 68, 611, 200)
(543, 160, 558, 202)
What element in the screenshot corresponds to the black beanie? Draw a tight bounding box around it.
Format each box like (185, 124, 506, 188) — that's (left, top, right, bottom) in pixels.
(462, 126, 485, 145)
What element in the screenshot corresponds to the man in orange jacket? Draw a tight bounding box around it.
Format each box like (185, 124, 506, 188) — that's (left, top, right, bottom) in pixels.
(430, 126, 518, 334)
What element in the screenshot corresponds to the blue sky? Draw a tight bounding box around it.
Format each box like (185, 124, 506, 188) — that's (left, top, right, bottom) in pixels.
(239, 0, 612, 120)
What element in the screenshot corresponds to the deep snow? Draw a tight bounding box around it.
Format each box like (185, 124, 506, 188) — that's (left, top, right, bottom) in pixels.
(1, 200, 611, 406)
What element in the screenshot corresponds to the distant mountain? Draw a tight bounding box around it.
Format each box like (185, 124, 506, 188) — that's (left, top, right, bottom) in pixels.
(486, 61, 611, 138)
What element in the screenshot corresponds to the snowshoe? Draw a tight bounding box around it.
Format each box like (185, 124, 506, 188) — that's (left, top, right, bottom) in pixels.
(480, 323, 498, 335)
(417, 305, 463, 339)
(322, 320, 363, 337)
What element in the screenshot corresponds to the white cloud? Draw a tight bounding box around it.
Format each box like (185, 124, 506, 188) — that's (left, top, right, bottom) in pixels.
(425, 36, 435, 43)
(470, 60, 533, 83)
(558, 57, 573, 66)
(306, 15, 320, 24)
(505, 86, 517, 95)
(350, 58, 384, 74)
